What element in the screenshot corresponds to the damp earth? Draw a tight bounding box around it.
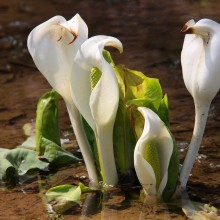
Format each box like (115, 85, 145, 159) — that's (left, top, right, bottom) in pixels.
(0, 0, 220, 219)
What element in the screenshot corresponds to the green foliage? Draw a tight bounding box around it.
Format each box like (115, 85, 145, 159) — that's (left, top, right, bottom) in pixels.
(46, 183, 96, 213)
(40, 137, 80, 170)
(0, 148, 49, 186)
(36, 91, 79, 169)
(100, 51, 172, 179)
(113, 65, 169, 174)
(36, 90, 60, 155)
(103, 51, 178, 201)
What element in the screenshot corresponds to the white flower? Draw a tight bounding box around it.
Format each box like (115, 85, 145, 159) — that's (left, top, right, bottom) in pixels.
(181, 19, 220, 105)
(180, 19, 220, 189)
(27, 14, 99, 187)
(134, 107, 173, 201)
(71, 36, 123, 186)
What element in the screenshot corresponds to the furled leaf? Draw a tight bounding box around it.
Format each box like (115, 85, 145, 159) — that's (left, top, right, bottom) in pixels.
(35, 90, 79, 169)
(36, 90, 60, 155)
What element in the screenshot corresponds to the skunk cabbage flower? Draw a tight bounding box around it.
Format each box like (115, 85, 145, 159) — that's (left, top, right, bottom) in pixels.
(27, 14, 99, 187)
(71, 36, 123, 185)
(134, 107, 173, 201)
(180, 19, 220, 189)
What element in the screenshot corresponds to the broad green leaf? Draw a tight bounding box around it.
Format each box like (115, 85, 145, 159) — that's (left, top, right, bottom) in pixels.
(46, 184, 81, 213)
(112, 64, 164, 174)
(46, 183, 95, 213)
(36, 90, 60, 155)
(46, 184, 82, 204)
(0, 148, 48, 184)
(41, 137, 80, 169)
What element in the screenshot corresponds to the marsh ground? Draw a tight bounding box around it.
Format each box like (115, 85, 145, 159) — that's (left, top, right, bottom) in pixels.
(0, 0, 220, 219)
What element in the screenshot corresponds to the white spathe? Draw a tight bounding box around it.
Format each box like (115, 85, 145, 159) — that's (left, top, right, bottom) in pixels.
(71, 36, 123, 185)
(134, 107, 173, 200)
(180, 19, 220, 189)
(181, 19, 220, 105)
(27, 14, 88, 99)
(27, 14, 99, 187)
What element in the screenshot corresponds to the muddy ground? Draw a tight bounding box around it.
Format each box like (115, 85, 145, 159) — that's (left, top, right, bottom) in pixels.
(0, 0, 220, 219)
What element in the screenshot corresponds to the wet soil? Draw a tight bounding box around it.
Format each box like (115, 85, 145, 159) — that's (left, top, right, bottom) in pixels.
(0, 0, 220, 219)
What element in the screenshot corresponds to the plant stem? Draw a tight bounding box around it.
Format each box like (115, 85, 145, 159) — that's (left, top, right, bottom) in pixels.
(179, 102, 210, 189)
(65, 99, 99, 188)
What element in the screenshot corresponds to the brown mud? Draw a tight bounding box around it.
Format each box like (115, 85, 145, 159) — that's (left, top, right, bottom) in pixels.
(0, 0, 220, 219)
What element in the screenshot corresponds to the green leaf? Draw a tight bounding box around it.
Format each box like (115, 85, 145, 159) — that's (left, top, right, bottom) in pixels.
(46, 184, 82, 204)
(103, 50, 115, 65)
(0, 148, 48, 184)
(46, 183, 96, 213)
(112, 65, 137, 174)
(112, 64, 164, 174)
(46, 184, 81, 213)
(41, 137, 80, 169)
(36, 90, 60, 155)
(157, 94, 170, 128)
(79, 182, 95, 193)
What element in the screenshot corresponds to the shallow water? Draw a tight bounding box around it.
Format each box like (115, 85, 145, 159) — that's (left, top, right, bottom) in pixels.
(0, 0, 220, 219)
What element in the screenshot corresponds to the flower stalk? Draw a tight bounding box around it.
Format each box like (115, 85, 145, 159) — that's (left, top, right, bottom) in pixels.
(179, 18, 220, 190)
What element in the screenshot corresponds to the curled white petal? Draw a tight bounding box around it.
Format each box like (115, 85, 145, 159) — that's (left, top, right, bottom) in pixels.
(134, 107, 173, 199)
(71, 35, 123, 130)
(27, 14, 88, 98)
(71, 35, 123, 185)
(27, 15, 99, 187)
(181, 18, 220, 105)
